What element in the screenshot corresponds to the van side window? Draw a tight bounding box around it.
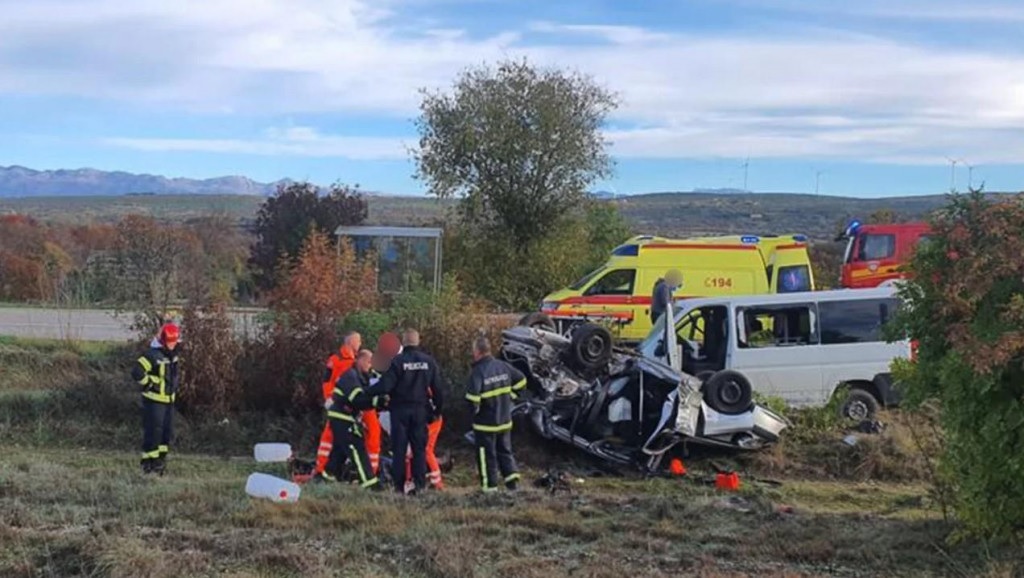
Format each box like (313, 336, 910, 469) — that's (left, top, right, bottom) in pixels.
(677, 305, 729, 374)
(856, 234, 896, 261)
(584, 269, 636, 296)
(737, 305, 817, 348)
(819, 298, 897, 344)
(677, 309, 706, 346)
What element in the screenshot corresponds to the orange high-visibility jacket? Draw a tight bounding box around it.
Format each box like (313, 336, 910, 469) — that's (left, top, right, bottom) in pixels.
(321, 345, 356, 401)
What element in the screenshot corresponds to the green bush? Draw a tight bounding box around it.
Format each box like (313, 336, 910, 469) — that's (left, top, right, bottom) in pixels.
(890, 191, 1024, 540)
(340, 309, 394, 350)
(445, 202, 632, 311)
(388, 275, 511, 392)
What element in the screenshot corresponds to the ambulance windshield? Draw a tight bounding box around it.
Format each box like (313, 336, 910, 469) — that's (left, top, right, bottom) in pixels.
(570, 266, 605, 290)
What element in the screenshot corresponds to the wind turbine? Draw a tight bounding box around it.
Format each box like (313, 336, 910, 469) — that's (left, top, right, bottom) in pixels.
(944, 156, 961, 192)
(963, 160, 977, 189)
(741, 157, 750, 192)
(815, 170, 826, 196)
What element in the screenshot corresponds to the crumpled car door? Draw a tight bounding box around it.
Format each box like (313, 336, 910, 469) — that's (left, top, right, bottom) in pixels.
(641, 377, 701, 454)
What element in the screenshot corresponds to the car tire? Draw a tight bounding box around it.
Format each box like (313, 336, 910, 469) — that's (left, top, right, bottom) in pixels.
(840, 387, 880, 421)
(519, 312, 557, 332)
(702, 370, 754, 415)
(568, 323, 613, 370)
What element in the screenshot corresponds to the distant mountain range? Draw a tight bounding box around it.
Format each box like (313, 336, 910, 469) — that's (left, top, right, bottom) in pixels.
(0, 165, 292, 197)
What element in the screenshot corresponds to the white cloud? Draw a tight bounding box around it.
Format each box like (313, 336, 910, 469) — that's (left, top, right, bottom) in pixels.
(102, 126, 410, 160)
(2, 0, 1024, 165)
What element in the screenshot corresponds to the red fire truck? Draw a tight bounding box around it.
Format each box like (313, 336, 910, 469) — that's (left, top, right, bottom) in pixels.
(838, 220, 932, 289)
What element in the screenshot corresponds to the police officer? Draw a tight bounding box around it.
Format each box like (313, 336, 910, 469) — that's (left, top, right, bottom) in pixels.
(465, 336, 527, 492)
(131, 322, 181, 476)
(368, 329, 445, 494)
(319, 349, 384, 489)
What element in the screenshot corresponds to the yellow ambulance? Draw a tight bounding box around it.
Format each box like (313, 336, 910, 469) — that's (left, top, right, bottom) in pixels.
(532, 233, 815, 343)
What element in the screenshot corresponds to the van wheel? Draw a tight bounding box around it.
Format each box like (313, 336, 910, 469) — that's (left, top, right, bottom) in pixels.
(519, 312, 556, 332)
(702, 370, 753, 415)
(568, 323, 613, 371)
(840, 388, 880, 421)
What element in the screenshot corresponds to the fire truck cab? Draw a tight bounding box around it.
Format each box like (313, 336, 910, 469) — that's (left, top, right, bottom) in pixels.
(838, 220, 931, 289)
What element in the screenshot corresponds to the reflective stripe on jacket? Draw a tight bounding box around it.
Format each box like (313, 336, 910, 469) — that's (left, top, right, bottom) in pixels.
(327, 367, 382, 422)
(465, 356, 526, 432)
(131, 347, 180, 404)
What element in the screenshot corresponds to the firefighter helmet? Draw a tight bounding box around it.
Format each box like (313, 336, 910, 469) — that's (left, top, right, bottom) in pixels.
(159, 323, 180, 348)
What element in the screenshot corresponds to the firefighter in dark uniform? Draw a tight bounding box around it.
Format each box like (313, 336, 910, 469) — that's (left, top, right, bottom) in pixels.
(319, 349, 384, 489)
(368, 328, 445, 494)
(131, 322, 181, 476)
(465, 336, 527, 492)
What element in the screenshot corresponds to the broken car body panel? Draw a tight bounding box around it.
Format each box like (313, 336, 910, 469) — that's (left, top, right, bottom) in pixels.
(500, 306, 789, 472)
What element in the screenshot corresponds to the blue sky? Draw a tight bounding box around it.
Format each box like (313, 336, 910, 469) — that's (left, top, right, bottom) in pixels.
(1, 0, 1023, 197)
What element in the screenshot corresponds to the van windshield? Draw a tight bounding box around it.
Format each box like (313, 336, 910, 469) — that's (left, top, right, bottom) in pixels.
(569, 266, 605, 290)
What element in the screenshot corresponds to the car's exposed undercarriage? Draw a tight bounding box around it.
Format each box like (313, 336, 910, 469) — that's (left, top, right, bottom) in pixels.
(500, 322, 789, 472)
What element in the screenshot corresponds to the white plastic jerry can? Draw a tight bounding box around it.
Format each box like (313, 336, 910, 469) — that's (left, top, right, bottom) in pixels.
(245, 473, 301, 503)
(253, 442, 292, 463)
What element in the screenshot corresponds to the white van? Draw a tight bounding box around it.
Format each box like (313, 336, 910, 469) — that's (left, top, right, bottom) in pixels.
(636, 287, 909, 420)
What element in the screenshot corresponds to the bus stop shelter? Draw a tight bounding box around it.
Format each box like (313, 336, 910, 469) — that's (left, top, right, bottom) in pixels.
(334, 226, 443, 294)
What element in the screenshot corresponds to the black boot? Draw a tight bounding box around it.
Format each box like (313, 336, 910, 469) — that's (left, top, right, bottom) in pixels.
(153, 456, 166, 476)
(141, 458, 154, 475)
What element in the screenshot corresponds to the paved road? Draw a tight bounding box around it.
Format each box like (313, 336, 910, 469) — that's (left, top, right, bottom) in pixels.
(0, 307, 262, 341)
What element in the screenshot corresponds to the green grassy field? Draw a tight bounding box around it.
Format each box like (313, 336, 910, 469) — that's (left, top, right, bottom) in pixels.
(1, 338, 1020, 577)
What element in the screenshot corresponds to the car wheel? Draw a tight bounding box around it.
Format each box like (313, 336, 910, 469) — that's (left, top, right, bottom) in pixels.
(519, 312, 557, 332)
(702, 370, 754, 415)
(840, 388, 880, 421)
(568, 323, 613, 370)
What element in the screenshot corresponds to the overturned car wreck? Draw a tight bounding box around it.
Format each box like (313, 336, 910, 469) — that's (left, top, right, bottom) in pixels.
(500, 311, 789, 473)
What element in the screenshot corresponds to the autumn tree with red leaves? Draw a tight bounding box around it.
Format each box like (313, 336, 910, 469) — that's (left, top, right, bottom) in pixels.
(891, 190, 1024, 540)
(270, 230, 378, 330)
(242, 231, 378, 412)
